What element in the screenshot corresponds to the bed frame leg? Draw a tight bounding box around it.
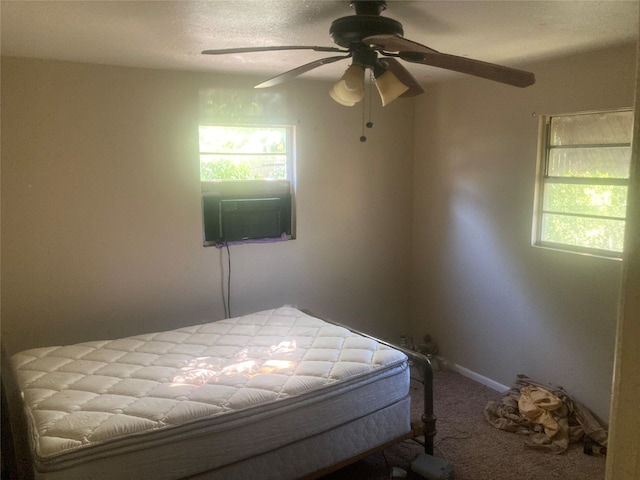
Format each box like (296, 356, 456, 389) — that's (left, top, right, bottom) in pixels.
(408, 351, 436, 455)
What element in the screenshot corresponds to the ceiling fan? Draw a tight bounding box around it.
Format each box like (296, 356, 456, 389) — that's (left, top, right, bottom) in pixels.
(202, 1, 536, 107)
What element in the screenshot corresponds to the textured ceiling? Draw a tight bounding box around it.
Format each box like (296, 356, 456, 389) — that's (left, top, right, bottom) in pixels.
(1, 1, 638, 86)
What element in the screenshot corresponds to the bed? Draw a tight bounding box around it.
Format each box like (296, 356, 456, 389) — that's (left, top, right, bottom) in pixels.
(2, 306, 435, 480)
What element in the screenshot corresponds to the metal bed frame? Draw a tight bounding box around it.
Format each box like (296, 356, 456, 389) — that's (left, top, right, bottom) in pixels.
(306, 310, 437, 456)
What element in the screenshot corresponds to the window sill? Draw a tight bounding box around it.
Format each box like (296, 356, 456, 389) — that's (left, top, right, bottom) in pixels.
(532, 242, 623, 261)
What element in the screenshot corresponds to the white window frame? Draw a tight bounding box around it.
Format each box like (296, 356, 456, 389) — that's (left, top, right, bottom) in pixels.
(199, 124, 295, 184)
(532, 109, 633, 259)
(199, 123, 296, 201)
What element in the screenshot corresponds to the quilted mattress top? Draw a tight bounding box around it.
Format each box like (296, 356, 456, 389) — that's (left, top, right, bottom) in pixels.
(11, 307, 406, 461)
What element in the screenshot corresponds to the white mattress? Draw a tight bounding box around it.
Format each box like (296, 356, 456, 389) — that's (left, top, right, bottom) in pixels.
(10, 307, 411, 479)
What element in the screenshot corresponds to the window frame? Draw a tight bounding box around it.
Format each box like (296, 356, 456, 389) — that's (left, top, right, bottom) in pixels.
(199, 123, 297, 244)
(199, 124, 295, 184)
(532, 108, 632, 259)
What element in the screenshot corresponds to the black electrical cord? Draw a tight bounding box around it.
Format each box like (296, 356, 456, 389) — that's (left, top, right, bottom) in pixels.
(215, 241, 233, 318)
(225, 242, 231, 318)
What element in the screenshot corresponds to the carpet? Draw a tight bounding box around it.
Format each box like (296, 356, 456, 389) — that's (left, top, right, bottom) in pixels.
(319, 369, 606, 480)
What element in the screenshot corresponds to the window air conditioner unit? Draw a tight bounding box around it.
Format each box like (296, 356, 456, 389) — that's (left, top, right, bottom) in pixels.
(202, 193, 292, 246)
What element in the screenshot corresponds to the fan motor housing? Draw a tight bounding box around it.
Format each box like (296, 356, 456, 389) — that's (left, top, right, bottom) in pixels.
(330, 15, 403, 48)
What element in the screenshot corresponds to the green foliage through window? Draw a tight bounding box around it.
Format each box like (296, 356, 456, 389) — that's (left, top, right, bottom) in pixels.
(534, 110, 632, 257)
(199, 126, 290, 181)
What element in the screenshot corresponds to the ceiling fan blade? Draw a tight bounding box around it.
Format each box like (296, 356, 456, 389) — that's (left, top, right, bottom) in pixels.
(400, 51, 535, 88)
(255, 55, 351, 89)
(365, 33, 535, 88)
(364, 34, 439, 55)
(202, 46, 347, 55)
(380, 57, 425, 97)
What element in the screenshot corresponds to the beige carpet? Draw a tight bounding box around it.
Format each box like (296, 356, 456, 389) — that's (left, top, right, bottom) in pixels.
(320, 369, 607, 480)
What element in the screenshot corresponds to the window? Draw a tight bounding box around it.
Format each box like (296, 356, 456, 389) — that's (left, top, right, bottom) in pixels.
(199, 125, 293, 182)
(533, 109, 633, 258)
(199, 125, 295, 245)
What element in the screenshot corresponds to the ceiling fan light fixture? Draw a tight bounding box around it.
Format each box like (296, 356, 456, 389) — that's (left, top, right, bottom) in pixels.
(374, 69, 409, 106)
(330, 64, 365, 106)
(329, 87, 357, 106)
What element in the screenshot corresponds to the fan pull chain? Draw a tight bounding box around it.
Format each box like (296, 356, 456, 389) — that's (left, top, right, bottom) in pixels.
(360, 99, 366, 142)
(367, 71, 374, 129)
(360, 72, 374, 142)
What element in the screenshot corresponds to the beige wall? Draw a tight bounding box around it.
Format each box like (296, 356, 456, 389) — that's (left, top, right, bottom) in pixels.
(2, 42, 636, 427)
(411, 42, 637, 421)
(0, 57, 415, 354)
(606, 38, 640, 479)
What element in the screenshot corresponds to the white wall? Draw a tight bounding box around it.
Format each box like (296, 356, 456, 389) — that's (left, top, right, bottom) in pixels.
(0, 57, 415, 354)
(411, 43, 637, 421)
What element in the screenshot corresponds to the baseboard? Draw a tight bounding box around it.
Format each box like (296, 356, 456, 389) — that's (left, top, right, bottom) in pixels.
(436, 356, 509, 393)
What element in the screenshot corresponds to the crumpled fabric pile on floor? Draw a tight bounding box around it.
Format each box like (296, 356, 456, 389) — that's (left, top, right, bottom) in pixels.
(484, 374, 608, 454)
